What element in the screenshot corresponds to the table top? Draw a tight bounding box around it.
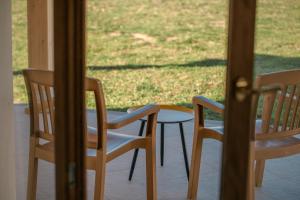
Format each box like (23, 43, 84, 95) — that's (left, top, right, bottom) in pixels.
(128, 105, 194, 124)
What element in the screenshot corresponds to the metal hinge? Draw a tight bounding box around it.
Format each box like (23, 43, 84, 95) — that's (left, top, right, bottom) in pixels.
(68, 162, 76, 189)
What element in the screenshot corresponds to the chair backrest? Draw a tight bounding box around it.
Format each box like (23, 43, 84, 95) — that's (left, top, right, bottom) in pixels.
(254, 70, 300, 138)
(23, 69, 107, 148)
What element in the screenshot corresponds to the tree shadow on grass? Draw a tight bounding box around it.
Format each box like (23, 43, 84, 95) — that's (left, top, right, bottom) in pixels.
(87, 54, 300, 72)
(12, 59, 225, 75)
(13, 70, 23, 76)
(88, 58, 226, 71)
(13, 54, 300, 75)
(254, 54, 300, 73)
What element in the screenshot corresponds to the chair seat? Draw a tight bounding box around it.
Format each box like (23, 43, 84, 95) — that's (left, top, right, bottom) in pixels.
(204, 121, 300, 159)
(87, 127, 140, 156)
(202, 120, 263, 141)
(37, 127, 140, 158)
(255, 136, 300, 159)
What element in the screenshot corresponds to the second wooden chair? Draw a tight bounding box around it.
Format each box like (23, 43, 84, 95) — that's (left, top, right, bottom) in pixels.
(188, 70, 300, 200)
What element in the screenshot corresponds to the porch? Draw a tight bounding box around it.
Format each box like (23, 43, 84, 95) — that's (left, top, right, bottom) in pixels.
(14, 104, 300, 200)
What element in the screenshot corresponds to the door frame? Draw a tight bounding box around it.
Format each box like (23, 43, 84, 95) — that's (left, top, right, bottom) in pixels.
(221, 0, 257, 199)
(53, 0, 87, 199)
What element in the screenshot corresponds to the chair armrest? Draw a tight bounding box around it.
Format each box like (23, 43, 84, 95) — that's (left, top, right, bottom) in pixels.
(193, 96, 224, 114)
(107, 104, 160, 129)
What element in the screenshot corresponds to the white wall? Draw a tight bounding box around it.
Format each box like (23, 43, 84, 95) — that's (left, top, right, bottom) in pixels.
(0, 0, 17, 199)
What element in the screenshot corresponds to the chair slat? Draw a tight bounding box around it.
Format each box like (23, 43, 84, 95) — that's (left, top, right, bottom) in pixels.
(45, 86, 55, 132)
(261, 92, 276, 133)
(297, 114, 300, 128)
(290, 86, 300, 129)
(31, 83, 40, 134)
(282, 85, 296, 131)
(273, 86, 287, 131)
(295, 99, 300, 128)
(38, 85, 50, 134)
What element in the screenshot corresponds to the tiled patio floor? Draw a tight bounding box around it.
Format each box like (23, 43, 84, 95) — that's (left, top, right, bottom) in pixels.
(15, 104, 300, 200)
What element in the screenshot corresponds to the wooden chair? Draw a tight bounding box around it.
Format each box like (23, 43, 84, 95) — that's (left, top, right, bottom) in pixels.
(23, 69, 159, 200)
(187, 70, 300, 200)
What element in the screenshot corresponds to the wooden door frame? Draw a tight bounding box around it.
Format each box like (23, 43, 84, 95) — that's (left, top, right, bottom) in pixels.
(53, 0, 87, 199)
(221, 0, 257, 199)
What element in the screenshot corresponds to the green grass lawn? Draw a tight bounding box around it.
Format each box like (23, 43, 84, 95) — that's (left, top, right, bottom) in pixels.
(12, 0, 300, 118)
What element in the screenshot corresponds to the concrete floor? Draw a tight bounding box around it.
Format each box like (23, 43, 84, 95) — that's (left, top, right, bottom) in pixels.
(14, 104, 300, 200)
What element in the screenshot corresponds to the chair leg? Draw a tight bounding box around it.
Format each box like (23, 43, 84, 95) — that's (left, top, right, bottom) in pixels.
(187, 135, 204, 200)
(179, 123, 190, 180)
(128, 121, 146, 181)
(160, 123, 165, 166)
(27, 139, 38, 200)
(247, 162, 255, 200)
(94, 151, 106, 200)
(146, 139, 157, 200)
(255, 160, 265, 187)
(249, 171, 255, 200)
(247, 143, 255, 200)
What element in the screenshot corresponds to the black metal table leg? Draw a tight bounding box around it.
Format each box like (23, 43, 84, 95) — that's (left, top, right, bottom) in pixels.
(160, 123, 165, 166)
(128, 121, 146, 181)
(179, 122, 190, 180)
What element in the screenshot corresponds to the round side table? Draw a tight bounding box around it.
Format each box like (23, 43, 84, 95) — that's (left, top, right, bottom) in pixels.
(128, 105, 194, 181)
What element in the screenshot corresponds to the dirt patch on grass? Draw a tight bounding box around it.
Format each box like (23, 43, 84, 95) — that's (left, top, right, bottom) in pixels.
(132, 33, 157, 44)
